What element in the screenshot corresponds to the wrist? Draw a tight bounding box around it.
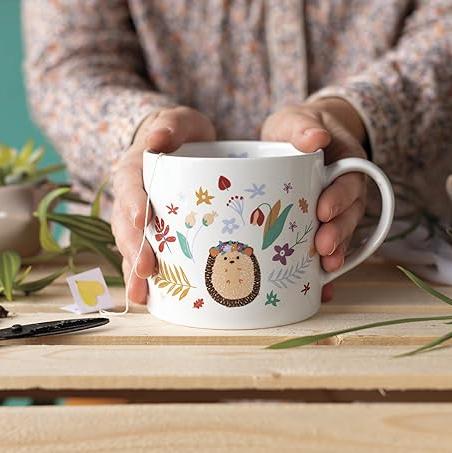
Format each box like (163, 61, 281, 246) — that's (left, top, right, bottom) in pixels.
(306, 97, 367, 145)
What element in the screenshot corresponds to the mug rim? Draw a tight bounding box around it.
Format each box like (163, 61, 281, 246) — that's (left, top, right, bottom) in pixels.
(143, 141, 324, 161)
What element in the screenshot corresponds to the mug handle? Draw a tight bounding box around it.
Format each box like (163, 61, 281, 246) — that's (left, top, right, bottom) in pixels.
(320, 158, 395, 285)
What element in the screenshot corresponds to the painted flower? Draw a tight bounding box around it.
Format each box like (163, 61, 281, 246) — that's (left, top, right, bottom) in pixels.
(185, 211, 197, 229)
(283, 182, 293, 194)
(166, 203, 179, 215)
(195, 187, 215, 205)
(245, 183, 266, 199)
(301, 282, 311, 295)
(202, 211, 218, 226)
(218, 176, 231, 191)
(250, 207, 265, 226)
(265, 290, 280, 307)
(299, 198, 309, 213)
(222, 218, 239, 234)
(193, 298, 204, 309)
(289, 221, 298, 232)
(272, 243, 295, 265)
(154, 217, 176, 252)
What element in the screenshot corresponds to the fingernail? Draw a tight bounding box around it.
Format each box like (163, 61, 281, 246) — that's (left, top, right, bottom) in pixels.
(132, 210, 141, 229)
(328, 241, 337, 256)
(326, 207, 334, 222)
(303, 127, 328, 137)
(151, 126, 174, 135)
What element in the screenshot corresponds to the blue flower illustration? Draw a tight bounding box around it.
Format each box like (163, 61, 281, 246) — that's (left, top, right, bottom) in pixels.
(245, 183, 266, 199)
(222, 218, 240, 234)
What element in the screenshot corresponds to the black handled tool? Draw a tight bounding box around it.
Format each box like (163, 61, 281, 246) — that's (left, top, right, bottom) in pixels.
(0, 318, 109, 340)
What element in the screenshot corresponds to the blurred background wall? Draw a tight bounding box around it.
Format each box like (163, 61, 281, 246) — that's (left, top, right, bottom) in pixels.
(0, 0, 60, 166)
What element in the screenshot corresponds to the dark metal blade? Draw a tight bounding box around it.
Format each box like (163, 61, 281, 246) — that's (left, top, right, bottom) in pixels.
(0, 317, 109, 340)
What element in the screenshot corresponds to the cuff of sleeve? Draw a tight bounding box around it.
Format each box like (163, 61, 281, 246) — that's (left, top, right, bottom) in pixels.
(306, 82, 405, 169)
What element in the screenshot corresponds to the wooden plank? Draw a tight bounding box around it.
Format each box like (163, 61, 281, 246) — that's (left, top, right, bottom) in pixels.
(1, 345, 452, 390)
(1, 310, 451, 346)
(1, 403, 452, 452)
(4, 261, 451, 316)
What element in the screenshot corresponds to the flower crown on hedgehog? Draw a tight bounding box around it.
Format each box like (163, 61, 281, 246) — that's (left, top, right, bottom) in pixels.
(212, 241, 250, 255)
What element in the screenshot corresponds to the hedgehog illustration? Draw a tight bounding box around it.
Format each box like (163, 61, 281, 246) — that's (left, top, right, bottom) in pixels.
(205, 241, 261, 308)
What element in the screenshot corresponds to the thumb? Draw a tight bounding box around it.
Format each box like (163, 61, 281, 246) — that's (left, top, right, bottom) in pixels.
(261, 108, 331, 152)
(133, 106, 216, 154)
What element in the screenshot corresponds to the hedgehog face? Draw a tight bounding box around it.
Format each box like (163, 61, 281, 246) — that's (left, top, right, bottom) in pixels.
(205, 242, 261, 307)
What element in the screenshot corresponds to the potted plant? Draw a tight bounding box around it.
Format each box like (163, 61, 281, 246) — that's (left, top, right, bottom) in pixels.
(0, 140, 64, 256)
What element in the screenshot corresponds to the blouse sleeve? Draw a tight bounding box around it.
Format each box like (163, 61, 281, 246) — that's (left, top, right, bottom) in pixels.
(307, 0, 452, 175)
(22, 0, 176, 189)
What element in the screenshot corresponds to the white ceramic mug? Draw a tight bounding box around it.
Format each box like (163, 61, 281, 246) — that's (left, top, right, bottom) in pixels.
(143, 141, 394, 329)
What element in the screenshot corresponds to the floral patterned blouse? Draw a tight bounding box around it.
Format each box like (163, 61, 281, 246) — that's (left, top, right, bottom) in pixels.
(23, 0, 452, 220)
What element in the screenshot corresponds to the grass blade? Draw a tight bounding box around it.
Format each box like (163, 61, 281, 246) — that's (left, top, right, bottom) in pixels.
(397, 266, 452, 306)
(267, 315, 452, 349)
(0, 251, 21, 301)
(396, 331, 452, 358)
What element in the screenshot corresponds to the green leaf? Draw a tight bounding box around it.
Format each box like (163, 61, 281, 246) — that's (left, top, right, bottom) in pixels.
(267, 315, 452, 349)
(47, 213, 114, 243)
(16, 267, 67, 294)
(25, 164, 65, 183)
(22, 251, 66, 265)
(72, 234, 122, 275)
(91, 179, 108, 217)
(397, 266, 452, 306)
(0, 144, 16, 167)
(0, 251, 21, 301)
(177, 231, 193, 259)
(396, 331, 452, 357)
(15, 266, 32, 285)
(17, 140, 35, 165)
(262, 204, 293, 250)
(104, 275, 125, 287)
(35, 187, 69, 253)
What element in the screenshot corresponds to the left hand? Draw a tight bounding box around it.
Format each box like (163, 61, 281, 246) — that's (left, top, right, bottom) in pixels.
(261, 98, 368, 302)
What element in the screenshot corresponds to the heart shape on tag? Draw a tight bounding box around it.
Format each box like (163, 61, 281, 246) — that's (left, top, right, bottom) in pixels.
(75, 280, 105, 307)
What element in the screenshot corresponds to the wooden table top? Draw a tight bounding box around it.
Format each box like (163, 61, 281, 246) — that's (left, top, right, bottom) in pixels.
(1, 259, 452, 451)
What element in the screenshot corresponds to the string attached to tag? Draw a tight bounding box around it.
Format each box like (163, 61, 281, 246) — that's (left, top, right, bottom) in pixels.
(101, 151, 165, 316)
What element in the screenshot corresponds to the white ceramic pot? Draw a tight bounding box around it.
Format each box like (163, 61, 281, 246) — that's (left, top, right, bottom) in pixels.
(0, 182, 47, 257)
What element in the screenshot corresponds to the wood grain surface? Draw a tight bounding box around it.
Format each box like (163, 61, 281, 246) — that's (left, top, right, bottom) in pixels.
(1, 403, 452, 452)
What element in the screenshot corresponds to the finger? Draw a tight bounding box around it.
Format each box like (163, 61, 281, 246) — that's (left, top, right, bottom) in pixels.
(262, 110, 331, 152)
(321, 282, 334, 303)
(113, 208, 155, 278)
(321, 242, 346, 272)
(144, 107, 216, 152)
(123, 260, 148, 304)
(113, 163, 152, 229)
(317, 173, 366, 222)
(315, 199, 365, 256)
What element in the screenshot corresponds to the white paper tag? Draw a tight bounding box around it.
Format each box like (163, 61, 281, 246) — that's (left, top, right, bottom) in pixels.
(63, 268, 115, 314)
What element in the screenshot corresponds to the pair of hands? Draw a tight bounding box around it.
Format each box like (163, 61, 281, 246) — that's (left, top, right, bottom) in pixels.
(112, 99, 367, 304)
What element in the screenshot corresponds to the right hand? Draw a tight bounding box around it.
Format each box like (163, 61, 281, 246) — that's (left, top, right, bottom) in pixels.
(111, 106, 216, 304)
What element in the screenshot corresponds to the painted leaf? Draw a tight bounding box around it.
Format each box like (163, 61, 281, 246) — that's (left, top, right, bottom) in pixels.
(152, 258, 195, 300)
(0, 251, 21, 301)
(264, 200, 281, 236)
(177, 231, 193, 259)
(262, 204, 293, 250)
(218, 175, 231, 191)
